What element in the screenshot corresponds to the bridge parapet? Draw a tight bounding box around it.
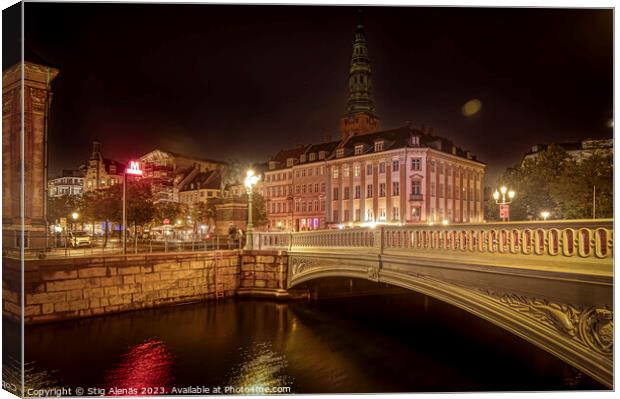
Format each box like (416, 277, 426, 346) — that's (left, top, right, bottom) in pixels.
(256, 219, 612, 262)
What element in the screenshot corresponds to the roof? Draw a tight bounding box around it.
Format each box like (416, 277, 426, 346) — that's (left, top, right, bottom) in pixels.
(103, 158, 125, 174)
(141, 148, 226, 165)
(267, 145, 309, 170)
(179, 170, 221, 192)
(329, 125, 484, 164)
(524, 138, 614, 156)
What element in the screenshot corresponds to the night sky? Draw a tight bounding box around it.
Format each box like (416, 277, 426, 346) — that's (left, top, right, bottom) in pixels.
(9, 3, 614, 184)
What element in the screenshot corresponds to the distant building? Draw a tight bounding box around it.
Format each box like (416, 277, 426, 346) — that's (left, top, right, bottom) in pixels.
(262, 145, 308, 230)
(83, 139, 125, 193)
(48, 169, 85, 197)
(178, 169, 222, 206)
(262, 16, 486, 229)
(523, 138, 613, 164)
(139, 148, 224, 203)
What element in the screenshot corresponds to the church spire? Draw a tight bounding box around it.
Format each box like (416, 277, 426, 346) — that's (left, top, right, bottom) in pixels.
(340, 10, 380, 140)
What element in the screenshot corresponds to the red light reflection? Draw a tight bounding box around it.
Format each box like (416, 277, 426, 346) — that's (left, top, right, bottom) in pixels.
(103, 340, 174, 395)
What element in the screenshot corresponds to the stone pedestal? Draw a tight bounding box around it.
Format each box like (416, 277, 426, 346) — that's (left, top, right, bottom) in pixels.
(215, 201, 247, 235)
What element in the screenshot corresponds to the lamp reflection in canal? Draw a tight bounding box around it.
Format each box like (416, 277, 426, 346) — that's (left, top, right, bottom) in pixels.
(103, 339, 174, 394)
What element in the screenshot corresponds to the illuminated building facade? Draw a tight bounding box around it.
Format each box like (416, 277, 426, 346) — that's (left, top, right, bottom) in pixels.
(48, 169, 85, 197)
(83, 139, 125, 193)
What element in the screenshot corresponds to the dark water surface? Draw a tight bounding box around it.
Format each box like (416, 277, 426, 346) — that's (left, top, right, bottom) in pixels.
(24, 293, 603, 393)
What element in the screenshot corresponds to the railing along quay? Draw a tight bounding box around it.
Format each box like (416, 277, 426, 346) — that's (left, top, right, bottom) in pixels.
(254, 219, 613, 260)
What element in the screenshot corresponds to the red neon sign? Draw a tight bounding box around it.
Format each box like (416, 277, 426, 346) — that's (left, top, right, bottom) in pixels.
(126, 161, 143, 176)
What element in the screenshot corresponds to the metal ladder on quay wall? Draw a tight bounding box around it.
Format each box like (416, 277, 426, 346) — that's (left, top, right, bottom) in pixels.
(213, 250, 225, 300)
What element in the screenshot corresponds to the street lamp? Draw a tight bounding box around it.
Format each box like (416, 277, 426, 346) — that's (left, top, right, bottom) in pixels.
(244, 169, 260, 250)
(71, 212, 79, 232)
(493, 185, 516, 222)
(541, 211, 550, 221)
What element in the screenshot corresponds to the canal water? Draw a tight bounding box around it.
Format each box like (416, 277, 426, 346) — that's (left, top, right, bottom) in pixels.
(21, 291, 602, 394)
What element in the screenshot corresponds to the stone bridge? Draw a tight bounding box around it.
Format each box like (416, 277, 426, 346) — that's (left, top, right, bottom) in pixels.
(254, 219, 613, 388)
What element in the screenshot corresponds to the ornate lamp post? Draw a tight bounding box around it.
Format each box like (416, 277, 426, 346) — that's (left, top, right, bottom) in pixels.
(493, 185, 515, 222)
(244, 169, 260, 250)
(71, 212, 79, 231)
(541, 211, 550, 221)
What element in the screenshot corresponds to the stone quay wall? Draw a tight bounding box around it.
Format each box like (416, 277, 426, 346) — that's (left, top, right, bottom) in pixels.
(2, 250, 287, 324)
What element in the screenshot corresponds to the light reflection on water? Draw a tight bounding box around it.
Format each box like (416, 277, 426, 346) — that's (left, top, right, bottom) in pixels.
(226, 341, 293, 393)
(23, 295, 604, 394)
(103, 340, 174, 394)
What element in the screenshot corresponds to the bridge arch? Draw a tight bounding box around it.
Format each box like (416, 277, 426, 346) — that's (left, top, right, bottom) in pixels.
(286, 252, 612, 388)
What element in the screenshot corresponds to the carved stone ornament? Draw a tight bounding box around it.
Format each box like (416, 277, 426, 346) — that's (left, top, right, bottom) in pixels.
(481, 290, 613, 355)
(29, 88, 47, 113)
(290, 256, 317, 276)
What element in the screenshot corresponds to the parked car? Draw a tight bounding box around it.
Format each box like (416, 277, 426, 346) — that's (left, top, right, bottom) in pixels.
(69, 231, 92, 248)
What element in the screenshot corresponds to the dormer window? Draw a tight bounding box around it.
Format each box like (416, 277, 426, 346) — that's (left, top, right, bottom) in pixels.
(355, 144, 364, 155)
(411, 135, 420, 146)
(318, 151, 326, 160)
(309, 153, 316, 161)
(286, 158, 294, 167)
(300, 154, 306, 163)
(269, 161, 276, 170)
(336, 148, 344, 158)
(374, 140, 384, 152)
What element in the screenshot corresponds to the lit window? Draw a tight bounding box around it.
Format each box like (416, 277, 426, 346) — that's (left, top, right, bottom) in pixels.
(355, 144, 364, 155)
(411, 158, 421, 171)
(366, 164, 373, 175)
(343, 164, 349, 177)
(379, 183, 386, 197)
(374, 141, 384, 152)
(332, 167, 339, 179)
(392, 182, 400, 196)
(354, 164, 360, 177)
(379, 162, 386, 173)
(336, 148, 344, 158)
(392, 160, 399, 172)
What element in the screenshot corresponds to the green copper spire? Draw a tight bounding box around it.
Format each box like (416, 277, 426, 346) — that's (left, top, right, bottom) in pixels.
(340, 10, 380, 139)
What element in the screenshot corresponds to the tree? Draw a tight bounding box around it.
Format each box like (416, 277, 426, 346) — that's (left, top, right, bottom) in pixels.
(153, 201, 187, 225)
(488, 146, 613, 221)
(47, 195, 82, 225)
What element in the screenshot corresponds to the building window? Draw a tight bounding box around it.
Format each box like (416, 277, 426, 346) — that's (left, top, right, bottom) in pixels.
(314, 183, 319, 192)
(379, 208, 386, 221)
(295, 185, 300, 194)
(308, 168, 313, 177)
(302, 185, 306, 194)
(431, 182, 436, 196)
(321, 182, 325, 192)
(439, 183, 444, 197)
(344, 209, 350, 222)
(411, 207, 421, 220)
(333, 187, 339, 200)
(354, 185, 360, 199)
(392, 160, 399, 172)
(439, 164, 444, 175)
(412, 181, 421, 195)
(392, 182, 400, 196)
(320, 199, 325, 211)
(336, 148, 344, 158)
(379, 183, 386, 197)
(374, 140, 384, 152)
(366, 164, 373, 176)
(447, 184, 452, 199)
(332, 167, 339, 179)
(314, 200, 319, 212)
(319, 151, 326, 160)
(431, 161, 436, 173)
(333, 209, 339, 222)
(308, 184, 312, 193)
(343, 164, 350, 177)
(392, 207, 400, 221)
(355, 144, 364, 155)
(367, 184, 373, 197)
(379, 162, 386, 174)
(355, 209, 361, 221)
(302, 169, 306, 177)
(411, 158, 421, 171)
(295, 201, 300, 212)
(354, 164, 360, 177)
(309, 153, 316, 161)
(344, 187, 350, 200)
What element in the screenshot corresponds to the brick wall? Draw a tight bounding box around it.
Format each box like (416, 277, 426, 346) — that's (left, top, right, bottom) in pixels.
(3, 250, 287, 324)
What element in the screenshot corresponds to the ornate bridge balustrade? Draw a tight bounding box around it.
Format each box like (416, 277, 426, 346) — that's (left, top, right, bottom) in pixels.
(253, 219, 614, 388)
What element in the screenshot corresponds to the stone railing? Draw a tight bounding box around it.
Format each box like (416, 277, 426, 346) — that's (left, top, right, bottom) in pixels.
(254, 219, 613, 260)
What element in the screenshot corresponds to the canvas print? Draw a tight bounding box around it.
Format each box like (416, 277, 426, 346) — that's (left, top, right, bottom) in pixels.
(1, 1, 613, 396)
